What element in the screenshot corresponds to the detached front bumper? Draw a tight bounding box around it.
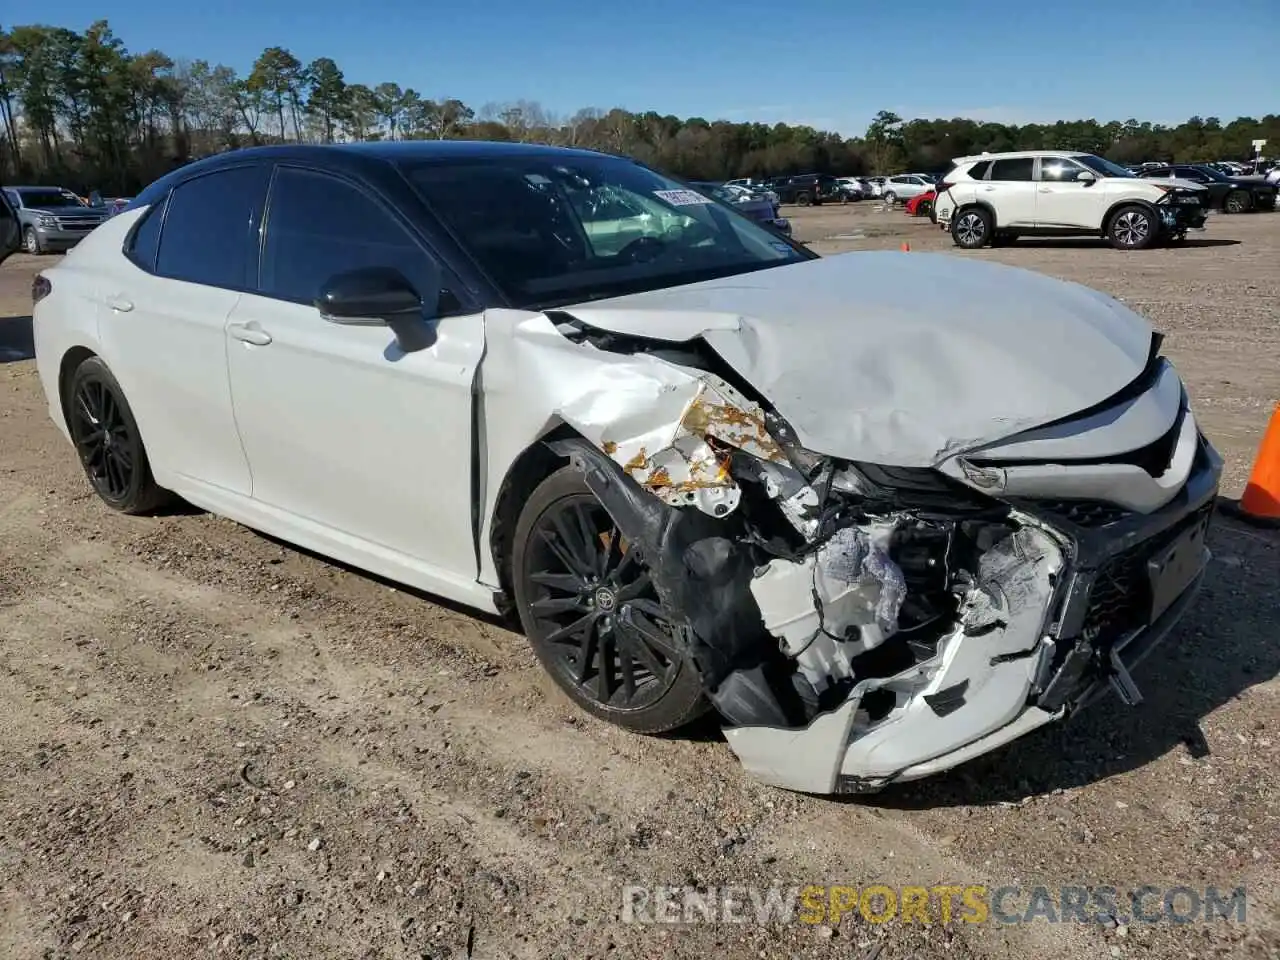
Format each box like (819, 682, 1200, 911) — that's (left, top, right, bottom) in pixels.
(1156, 194, 1209, 232)
(724, 435, 1222, 795)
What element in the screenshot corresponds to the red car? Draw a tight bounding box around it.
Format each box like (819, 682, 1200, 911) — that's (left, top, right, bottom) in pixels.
(904, 189, 936, 218)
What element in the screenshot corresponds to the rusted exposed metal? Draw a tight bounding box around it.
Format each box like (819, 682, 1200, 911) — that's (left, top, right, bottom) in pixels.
(593, 373, 784, 516)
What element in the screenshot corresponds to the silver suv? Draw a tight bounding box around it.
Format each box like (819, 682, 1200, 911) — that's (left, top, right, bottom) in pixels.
(4, 185, 109, 255)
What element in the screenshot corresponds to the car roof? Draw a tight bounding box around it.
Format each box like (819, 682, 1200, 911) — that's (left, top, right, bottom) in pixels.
(198, 140, 610, 166)
(129, 140, 631, 210)
(950, 150, 1089, 163)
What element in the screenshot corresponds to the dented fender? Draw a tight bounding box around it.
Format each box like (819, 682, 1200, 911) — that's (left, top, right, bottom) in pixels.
(475, 307, 784, 589)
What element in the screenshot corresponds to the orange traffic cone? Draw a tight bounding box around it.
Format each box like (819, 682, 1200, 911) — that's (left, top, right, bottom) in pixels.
(1229, 402, 1280, 528)
(901, 241, 911, 252)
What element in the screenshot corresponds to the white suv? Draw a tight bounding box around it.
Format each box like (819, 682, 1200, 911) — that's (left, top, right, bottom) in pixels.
(933, 151, 1209, 250)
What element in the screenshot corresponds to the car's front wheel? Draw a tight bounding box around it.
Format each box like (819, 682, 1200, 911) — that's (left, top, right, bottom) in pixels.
(1223, 189, 1251, 214)
(511, 467, 709, 734)
(951, 206, 992, 248)
(884, 191, 897, 204)
(65, 357, 171, 514)
(1107, 205, 1156, 250)
(23, 226, 43, 255)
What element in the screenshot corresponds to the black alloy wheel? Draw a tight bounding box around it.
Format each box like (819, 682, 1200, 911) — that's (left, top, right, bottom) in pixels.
(66, 358, 169, 513)
(512, 468, 707, 733)
(1223, 189, 1251, 214)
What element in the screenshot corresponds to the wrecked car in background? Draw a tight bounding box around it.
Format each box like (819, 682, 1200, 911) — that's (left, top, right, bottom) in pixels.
(32, 142, 1221, 795)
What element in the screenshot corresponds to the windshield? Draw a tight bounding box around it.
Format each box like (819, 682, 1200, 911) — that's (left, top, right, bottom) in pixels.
(404, 156, 809, 309)
(1075, 155, 1135, 179)
(1190, 165, 1230, 181)
(17, 188, 85, 209)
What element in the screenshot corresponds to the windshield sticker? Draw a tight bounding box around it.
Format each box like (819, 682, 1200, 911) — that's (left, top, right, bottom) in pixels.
(654, 189, 713, 206)
(770, 241, 794, 254)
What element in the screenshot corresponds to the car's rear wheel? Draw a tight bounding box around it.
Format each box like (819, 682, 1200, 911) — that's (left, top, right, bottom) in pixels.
(511, 467, 709, 734)
(1107, 205, 1156, 250)
(795, 192, 812, 206)
(65, 357, 171, 514)
(884, 191, 897, 204)
(951, 206, 991, 248)
(1223, 190, 1251, 214)
(917, 199, 933, 219)
(23, 226, 43, 255)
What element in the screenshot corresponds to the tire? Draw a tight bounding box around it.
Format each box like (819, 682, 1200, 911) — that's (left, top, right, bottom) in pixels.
(795, 192, 812, 206)
(1223, 190, 1251, 214)
(23, 226, 43, 255)
(951, 206, 992, 249)
(511, 466, 709, 734)
(1107, 204, 1157, 250)
(884, 191, 897, 204)
(65, 357, 172, 514)
(917, 200, 933, 219)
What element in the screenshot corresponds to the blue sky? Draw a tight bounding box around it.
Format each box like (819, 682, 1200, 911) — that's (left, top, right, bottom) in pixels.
(36, 0, 1280, 136)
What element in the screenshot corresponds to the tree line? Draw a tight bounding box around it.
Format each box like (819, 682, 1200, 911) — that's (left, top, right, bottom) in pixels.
(1, 20, 1277, 195)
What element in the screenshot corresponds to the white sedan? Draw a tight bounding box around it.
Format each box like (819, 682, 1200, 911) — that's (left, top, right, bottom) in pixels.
(31, 142, 1221, 794)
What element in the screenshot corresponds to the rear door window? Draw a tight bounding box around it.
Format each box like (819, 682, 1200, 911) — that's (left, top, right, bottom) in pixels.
(988, 158, 1035, 181)
(155, 165, 270, 289)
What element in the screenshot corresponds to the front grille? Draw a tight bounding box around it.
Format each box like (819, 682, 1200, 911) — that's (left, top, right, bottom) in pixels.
(1037, 499, 1131, 528)
(1082, 553, 1148, 643)
(1078, 502, 1213, 647)
(56, 217, 101, 230)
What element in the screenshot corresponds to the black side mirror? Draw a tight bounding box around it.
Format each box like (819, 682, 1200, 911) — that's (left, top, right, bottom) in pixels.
(315, 266, 440, 353)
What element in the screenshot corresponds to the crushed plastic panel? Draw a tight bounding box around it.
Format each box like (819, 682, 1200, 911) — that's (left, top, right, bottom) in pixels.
(729, 517, 1068, 792)
(750, 521, 908, 694)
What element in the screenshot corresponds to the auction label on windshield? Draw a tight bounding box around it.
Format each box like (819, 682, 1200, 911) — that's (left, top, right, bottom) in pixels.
(654, 189, 714, 206)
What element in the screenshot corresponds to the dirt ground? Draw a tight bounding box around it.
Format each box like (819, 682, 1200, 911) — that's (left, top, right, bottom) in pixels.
(1, 205, 1277, 960)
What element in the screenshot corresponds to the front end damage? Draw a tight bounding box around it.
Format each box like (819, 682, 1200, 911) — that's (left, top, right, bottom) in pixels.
(491, 309, 1221, 795)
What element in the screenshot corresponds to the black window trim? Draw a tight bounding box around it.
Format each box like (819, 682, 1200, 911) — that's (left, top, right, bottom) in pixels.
(150, 161, 272, 293)
(256, 161, 478, 317)
(122, 190, 170, 273)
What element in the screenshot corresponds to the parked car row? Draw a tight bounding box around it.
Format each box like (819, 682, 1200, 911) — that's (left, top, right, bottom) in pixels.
(686, 181, 793, 236)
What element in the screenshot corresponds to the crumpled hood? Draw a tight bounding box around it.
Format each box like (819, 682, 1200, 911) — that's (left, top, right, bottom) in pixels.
(1138, 177, 1210, 192)
(560, 252, 1154, 466)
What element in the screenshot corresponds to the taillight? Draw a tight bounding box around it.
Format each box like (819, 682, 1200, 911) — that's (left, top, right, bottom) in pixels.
(32, 274, 51, 305)
(937, 181, 954, 192)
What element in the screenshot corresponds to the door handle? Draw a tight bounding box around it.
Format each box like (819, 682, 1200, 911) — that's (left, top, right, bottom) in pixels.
(1038, 187, 1052, 193)
(228, 321, 272, 346)
(106, 295, 133, 312)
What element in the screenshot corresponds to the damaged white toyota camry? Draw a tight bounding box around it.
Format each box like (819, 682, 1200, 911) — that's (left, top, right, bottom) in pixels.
(32, 142, 1221, 794)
